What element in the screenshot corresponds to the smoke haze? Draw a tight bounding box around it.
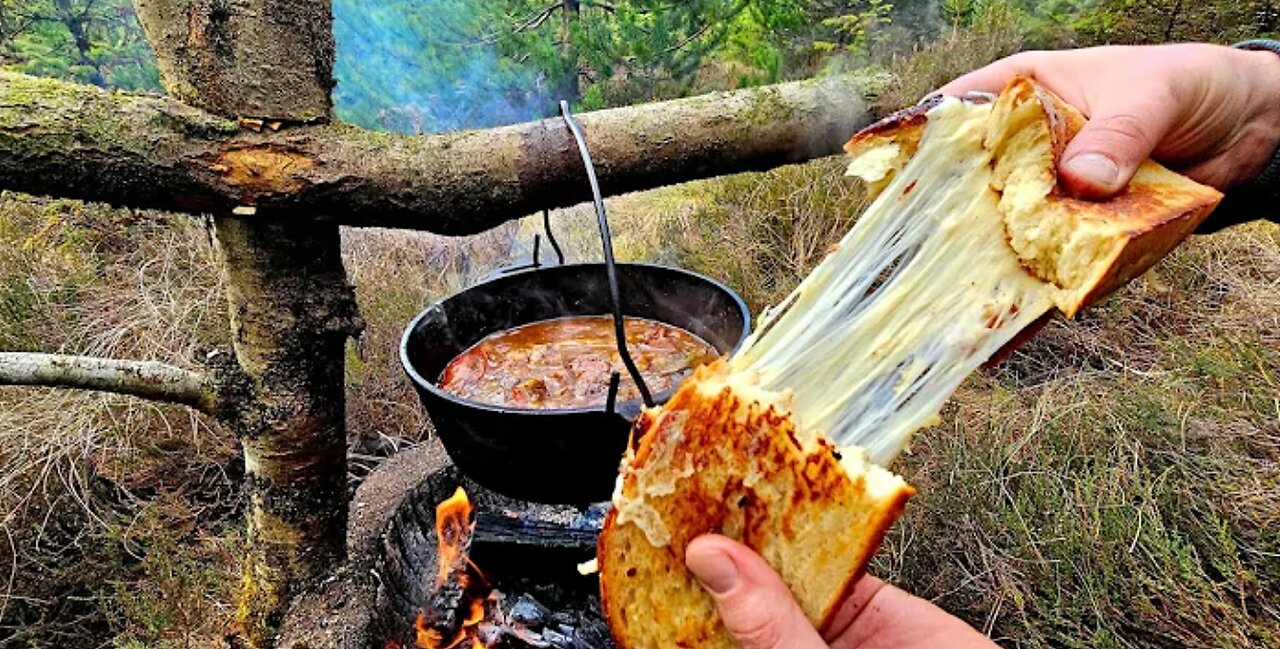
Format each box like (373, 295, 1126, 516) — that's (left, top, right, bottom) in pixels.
(332, 0, 557, 134)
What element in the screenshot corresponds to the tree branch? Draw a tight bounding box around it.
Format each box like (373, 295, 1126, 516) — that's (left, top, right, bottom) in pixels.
(0, 71, 873, 235)
(0, 352, 216, 413)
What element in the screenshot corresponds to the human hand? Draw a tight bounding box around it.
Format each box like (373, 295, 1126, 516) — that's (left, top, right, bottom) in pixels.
(938, 44, 1280, 198)
(685, 535, 998, 649)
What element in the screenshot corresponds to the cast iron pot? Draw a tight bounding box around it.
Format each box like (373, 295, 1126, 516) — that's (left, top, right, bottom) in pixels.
(400, 262, 750, 504)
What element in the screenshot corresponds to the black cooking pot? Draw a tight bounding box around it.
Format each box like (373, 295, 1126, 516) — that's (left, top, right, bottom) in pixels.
(400, 262, 750, 504)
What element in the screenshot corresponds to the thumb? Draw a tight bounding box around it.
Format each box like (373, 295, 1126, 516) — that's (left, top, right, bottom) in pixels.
(1059, 100, 1177, 199)
(686, 535, 827, 649)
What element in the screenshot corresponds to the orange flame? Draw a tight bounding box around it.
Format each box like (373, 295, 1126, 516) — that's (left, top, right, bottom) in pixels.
(414, 487, 490, 649)
(435, 487, 475, 587)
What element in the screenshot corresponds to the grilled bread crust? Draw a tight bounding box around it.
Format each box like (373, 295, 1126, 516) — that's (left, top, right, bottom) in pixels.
(846, 77, 1223, 317)
(598, 362, 913, 649)
(986, 77, 1222, 315)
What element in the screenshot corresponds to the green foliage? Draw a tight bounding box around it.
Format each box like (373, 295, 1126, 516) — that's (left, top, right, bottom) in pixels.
(1072, 0, 1277, 44)
(1, 0, 160, 91)
(565, 0, 759, 103)
(814, 0, 895, 56)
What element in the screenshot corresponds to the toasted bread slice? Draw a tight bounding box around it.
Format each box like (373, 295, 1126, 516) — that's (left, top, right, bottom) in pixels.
(598, 78, 1221, 649)
(598, 362, 913, 649)
(847, 77, 1223, 317)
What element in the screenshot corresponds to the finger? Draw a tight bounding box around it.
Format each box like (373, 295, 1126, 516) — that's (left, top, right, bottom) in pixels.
(1059, 96, 1180, 198)
(686, 535, 827, 649)
(936, 52, 1041, 98)
(820, 574, 887, 642)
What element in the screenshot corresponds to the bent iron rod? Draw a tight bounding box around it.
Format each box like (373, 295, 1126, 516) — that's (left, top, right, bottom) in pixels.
(559, 100, 654, 409)
(543, 209, 566, 265)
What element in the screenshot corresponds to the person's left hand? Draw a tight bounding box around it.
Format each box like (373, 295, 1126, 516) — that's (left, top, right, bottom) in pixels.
(685, 534, 999, 649)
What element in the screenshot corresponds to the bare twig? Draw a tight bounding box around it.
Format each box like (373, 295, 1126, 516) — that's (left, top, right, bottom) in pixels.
(0, 353, 215, 413)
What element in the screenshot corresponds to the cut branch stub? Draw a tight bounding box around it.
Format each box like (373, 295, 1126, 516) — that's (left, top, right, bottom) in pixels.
(0, 71, 874, 234)
(0, 352, 218, 412)
(133, 0, 334, 121)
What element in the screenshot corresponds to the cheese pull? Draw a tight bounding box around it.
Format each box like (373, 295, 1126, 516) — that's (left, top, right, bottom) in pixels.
(732, 76, 1222, 463)
(597, 77, 1221, 649)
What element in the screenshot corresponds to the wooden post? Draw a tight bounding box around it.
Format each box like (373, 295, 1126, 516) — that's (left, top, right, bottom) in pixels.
(134, 0, 334, 121)
(215, 219, 360, 646)
(132, 1, 356, 646)
(0, 71, 873, 234)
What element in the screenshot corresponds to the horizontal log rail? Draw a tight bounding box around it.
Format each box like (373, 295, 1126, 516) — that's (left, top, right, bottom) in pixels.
(0, 72, 873, 234)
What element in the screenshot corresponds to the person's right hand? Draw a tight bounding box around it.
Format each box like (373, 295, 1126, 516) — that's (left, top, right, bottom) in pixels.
(938, 44, 1280, 199)
(686, 535, 998, 649)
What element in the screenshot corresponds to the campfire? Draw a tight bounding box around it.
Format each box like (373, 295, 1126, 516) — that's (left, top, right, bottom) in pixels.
(402, 487, 489, 649)
(381, 479, 612, 649)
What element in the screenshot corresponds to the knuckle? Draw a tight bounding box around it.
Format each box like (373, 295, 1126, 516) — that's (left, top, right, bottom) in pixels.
(720, 592, 793, 649)
(1087, 113, 1155, 151)
(726, 614, 787, 649)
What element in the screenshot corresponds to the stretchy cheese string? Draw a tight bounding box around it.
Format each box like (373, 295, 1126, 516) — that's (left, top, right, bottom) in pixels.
(730, 98, 1058, 465)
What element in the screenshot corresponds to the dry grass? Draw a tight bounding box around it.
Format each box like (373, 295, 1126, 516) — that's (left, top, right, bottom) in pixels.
(0, 194, 239, 647)
(3, 8, 1279, 645)
(339, 224, 521, 473)
(874, 224, 1280, 648)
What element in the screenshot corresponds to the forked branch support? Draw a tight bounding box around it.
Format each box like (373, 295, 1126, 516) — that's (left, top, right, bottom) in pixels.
(0, 352, 217, 413)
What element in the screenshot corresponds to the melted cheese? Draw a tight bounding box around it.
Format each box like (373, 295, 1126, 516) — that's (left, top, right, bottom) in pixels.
(729, 98, 1059, 465)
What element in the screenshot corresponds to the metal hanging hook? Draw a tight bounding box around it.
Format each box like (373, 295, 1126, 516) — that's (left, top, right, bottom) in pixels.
(559, 100, 654, 409)
(543, 208, 565, 265)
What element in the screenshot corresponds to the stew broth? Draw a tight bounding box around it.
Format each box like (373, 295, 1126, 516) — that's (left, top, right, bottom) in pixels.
(438, 316, 719, 409)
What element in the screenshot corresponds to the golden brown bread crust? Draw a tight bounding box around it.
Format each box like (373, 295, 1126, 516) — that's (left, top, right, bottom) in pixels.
(845, 76, 1222, 318)
(598, 362, 913, 649)
(991, 78, 1222, 316)
(841, 95, 938, 156)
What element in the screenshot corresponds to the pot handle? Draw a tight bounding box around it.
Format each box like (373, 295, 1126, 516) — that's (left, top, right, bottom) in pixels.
(560, 101, 655, 410)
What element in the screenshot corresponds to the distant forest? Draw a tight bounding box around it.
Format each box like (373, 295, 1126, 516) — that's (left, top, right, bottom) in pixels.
(1, 0, 1276, 132)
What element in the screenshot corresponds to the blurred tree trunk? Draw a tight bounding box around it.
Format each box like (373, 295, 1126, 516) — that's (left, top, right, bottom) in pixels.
(132, 1, 356, 646)
(134, 0, 333, 121)
(51, 0, 106, 86)
(559, 0, 580, 100)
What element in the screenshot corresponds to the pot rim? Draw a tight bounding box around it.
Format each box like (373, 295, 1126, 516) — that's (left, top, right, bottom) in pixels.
(399, 261, 751, 417)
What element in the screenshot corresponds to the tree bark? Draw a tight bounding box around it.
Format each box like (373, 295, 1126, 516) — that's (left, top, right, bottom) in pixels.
(133, 0, 333, 121)
(213, 218, 361, 647)
(0, 70, 873, 234)
(126, 1, 355, 646)
(0, 352, 215, 411)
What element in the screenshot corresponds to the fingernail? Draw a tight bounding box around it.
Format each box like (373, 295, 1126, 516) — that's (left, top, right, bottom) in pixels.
(688, 549, 740, 595)
(1063, 153, 1120, 189)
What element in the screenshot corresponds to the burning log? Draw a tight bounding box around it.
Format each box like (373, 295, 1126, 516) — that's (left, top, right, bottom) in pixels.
(378, 471, 614, 649)
(413, 487, 488, 649)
